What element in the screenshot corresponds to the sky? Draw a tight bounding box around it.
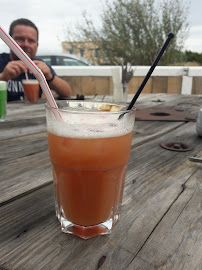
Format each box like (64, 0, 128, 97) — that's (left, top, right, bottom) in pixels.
(0, 0, 201, 55)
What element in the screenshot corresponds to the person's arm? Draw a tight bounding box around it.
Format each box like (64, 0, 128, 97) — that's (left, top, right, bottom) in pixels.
(33, 60, 72, 97)
(47, 75, 72, 97)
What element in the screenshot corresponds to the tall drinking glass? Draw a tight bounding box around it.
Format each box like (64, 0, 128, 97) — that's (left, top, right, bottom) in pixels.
(22, 79, 39, 103)
(45, 101, 135, 239)
(0, 81, 7, 122)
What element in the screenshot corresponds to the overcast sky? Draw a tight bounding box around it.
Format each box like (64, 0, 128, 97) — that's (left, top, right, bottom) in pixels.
(0, 0, 201, 56)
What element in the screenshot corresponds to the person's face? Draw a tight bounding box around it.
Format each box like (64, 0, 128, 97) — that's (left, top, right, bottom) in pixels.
(10, 24, 38, 60)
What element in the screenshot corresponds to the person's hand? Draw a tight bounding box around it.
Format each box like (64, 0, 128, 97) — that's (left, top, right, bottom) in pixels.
(0, 60, 28, 81)
(33, 60, 53, 81)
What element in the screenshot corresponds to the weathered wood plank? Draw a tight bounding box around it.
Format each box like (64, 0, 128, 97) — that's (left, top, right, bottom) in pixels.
(132, 121, 184, 147)
(0, 185, 55, 245)
(6, 101, 46, 121)
(129, 165, 202, 270)
(0, 116, 47, 140)
(0, 150, 52, 205)
(0, 132, 48, 164)
(152, 94, 202, 115)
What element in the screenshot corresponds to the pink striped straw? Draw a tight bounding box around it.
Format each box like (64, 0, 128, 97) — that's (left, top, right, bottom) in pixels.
(0, 26, 61, 119)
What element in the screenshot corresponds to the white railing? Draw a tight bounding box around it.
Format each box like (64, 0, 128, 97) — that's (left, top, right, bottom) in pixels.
(53, 66, 202, 101)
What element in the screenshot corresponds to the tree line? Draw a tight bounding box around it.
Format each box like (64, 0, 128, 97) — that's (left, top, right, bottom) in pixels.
(184, 51, 202, 65)
(64, 0, 201, 66)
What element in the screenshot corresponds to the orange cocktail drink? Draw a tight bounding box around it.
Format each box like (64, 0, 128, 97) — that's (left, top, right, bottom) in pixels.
(45, 101, 135, 239)
(22, 79, 39, 103)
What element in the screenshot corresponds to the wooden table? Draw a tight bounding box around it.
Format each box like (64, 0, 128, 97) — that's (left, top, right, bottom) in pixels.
(0, 94, 202, 270)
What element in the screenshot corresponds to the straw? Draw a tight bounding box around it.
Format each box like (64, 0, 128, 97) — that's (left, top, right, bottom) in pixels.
(25, 71, 29, 80)
(127, 33, 174, 110)
(0, 26, 61, 119)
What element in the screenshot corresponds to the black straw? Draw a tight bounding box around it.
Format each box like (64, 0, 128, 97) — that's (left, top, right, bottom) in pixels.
(127, 32, 174, 110)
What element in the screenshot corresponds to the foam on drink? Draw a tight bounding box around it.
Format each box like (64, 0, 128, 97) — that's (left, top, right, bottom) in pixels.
(46, 102, 135, 139)
(22, 79, 39, 85)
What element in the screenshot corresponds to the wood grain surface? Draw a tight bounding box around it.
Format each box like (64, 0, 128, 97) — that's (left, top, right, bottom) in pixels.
(0, 94, 201, 270)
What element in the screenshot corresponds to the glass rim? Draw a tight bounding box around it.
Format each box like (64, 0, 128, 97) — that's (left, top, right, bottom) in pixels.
(45, 100, 136, 115)
(22, 79, 39, 83)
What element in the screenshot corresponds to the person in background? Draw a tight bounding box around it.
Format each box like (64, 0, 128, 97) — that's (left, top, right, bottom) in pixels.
(0, 18, 72, 101)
